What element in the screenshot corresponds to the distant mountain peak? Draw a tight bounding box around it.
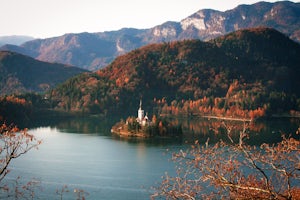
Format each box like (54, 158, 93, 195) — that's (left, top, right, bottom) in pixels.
(181, 12, 207, 31)
(1, 1, 299, 70)
(152, 22, 178, 37)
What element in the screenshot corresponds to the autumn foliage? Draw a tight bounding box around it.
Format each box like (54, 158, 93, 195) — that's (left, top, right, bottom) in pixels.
(50, 28, 300, 118)
(0, 96, 33, 125)
(153, 124, 300, 199)
(0, 123, 41, 199)
(0, 123, 41, 182)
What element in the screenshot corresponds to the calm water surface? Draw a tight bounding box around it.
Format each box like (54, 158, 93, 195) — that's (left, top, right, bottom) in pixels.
(5, 117, 300, 199)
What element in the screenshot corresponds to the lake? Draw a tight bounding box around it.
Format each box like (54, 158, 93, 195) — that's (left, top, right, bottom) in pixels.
(3, 116, 300, 199)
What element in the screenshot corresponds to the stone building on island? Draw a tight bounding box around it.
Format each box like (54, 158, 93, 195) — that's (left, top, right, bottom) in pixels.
(136, 100, 150, 126)
(112, 100, 182, 138)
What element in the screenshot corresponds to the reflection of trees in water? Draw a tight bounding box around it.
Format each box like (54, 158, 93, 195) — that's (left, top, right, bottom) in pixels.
(28, 116, 119, 134)
(55, 117, 116, 134)
(166, 117, 300, 145)
(28, 115, 299, 145)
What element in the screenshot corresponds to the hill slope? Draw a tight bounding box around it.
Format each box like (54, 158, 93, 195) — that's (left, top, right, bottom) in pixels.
(49, 28, 300, 117)
(2, 1, 300, 70)
(0, 51, 87, 95)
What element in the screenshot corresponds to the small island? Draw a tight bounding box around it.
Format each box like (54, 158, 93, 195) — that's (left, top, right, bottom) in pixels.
(111, 100, 182, 138)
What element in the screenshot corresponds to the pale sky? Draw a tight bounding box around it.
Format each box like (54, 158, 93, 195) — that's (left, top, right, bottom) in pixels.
(0, 0, 298, 38)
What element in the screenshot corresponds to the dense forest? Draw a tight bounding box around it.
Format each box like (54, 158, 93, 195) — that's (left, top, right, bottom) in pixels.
(0, 93, 54, 126)
(48, 28, 300, 120)
(45, 28, 299, 120)
(1, 28, 296, 122)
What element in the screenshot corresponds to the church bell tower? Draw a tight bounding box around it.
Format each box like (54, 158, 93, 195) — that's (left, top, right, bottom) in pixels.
(138, 99, 144, 122)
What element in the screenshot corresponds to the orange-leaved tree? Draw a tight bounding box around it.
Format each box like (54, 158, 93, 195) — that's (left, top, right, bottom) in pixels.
(152, 123, 300, 199)
(0, 123, 41, 182)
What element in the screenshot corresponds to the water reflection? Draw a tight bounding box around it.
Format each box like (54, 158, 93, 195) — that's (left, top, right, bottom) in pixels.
(29, 115, 300, 146)
(29, 115, 116, 135)
(175, 117, 299, 145)
(6, 116, 299, 199)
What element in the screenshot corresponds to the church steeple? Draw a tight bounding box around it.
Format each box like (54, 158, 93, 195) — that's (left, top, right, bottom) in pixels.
(137, 99, 144, 122)
(139, 99, 142, 110)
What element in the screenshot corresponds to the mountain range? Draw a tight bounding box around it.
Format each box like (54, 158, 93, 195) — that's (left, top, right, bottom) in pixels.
(49, 27, 300, 116)
(0, 51, 87, 95)
(0, 35, 34, 47)
(1, 1, 299, 71)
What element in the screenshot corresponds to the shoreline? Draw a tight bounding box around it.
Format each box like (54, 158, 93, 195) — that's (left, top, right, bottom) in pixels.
(111, 122, 151, 138)
(160, 113, 300, 122)
(201, 115, 252, 122)
(160, 114, 252, 122)
(111, 127, 150, 138)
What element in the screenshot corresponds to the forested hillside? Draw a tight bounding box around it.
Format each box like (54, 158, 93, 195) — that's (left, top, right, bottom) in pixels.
(0, 51, 87, 95)
(49, 28, 300, 119)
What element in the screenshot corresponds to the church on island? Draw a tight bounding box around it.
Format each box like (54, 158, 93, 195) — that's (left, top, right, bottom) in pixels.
(111, 100, 154, 138)
(136, 100, 150, 126)
(111, 99, 182, 138)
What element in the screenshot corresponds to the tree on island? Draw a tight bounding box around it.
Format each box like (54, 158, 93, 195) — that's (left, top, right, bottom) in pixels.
(152, 122, 300, 199)
(122, 116, 182, 137)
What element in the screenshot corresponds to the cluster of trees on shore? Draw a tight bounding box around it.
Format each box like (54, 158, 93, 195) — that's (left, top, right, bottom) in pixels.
(0, 95, 32, 125)
(153, 79, 300, 120)
(154, 92, 266, 121)
(0, 93, 53, 126)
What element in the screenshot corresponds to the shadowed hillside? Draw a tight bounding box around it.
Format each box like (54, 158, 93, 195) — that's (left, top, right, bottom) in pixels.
(0, 51, 88, 95)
